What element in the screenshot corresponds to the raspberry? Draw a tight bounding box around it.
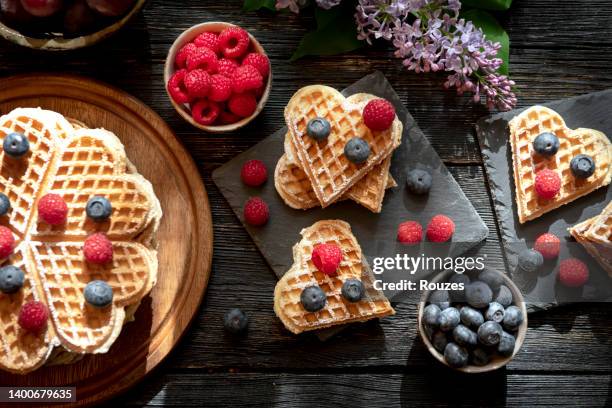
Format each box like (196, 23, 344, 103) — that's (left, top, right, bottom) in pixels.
(218, 110, 241, 125)
(242, 53, 270, 78)
(194, 31, 219, 53)
(535, 169, 561, 199)
(311, 243, 343, 276)
(534, 233, 560, 260)
(217, 58, 239, 77)
(0, 226, 15, 259)
(38, 193, 68, 225)
(186, 47, 218, 73)
(558, 258, 589, 287)
(426, 214, 455, 242)
(253, 84, 265, 99)
(167, 69, 192, 104)
(363, 99, 396, 131)
(232, 65, 263, 94)
(83, 232, 113, 264)
(184, 69, 211, 98)
(209, 74, 233, 102)
(228, 93, 257, 118)
(241, 159, 268, 187)
(191, 100, 221, 126)
(218, 26, 250, 59)
(175, 42, 197, 69)
(397, 221, 423, 245)
(243, 197, 269, 226)
(18, 301, 48, 333)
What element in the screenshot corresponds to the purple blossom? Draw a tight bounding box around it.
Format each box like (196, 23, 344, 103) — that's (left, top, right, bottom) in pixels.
(316, 0, 342, 9)
(275, 0, 309, 13)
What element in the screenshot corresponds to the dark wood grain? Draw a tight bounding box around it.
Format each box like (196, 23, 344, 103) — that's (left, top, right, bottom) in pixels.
(1, 0, 611, 406)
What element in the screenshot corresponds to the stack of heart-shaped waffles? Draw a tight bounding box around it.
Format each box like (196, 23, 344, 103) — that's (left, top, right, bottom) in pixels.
(275, 86, 403, 213)
(569, 201, 612, 277)
(274, 220, 394, 334)
(0, 108, 161, 374)
(508, 106, 612, 223)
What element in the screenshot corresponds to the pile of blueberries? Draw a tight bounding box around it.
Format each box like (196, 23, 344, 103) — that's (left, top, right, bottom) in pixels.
(421, 269, 525, 369)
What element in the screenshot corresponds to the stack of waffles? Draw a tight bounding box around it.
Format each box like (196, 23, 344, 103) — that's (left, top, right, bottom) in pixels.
(0, 107, 162, 374)
(508, 106, 612, 223)
(569, 201, 612, 277)
(275, 86, 403, 213)
(274, 220, 394, 334)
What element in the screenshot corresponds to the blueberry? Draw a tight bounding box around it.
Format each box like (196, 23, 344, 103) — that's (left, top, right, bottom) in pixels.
(86, 196, 113, 222)
(406, 169, 432, 195)
(503, 305, 523, 331)
(429, 289, 450, 310)
(438, 307, 460, 332)
(498, 331, 516, 357)
(444, 342, 469, 368)
(465, 281, 493, 309)
(517, 249, 543, 273)
(533, 132, 559, 156)
(449, 273, 470, 302)
(460, 306, 485, 329)
(422, 303, 441, 328)
(0, 193, 10, 216)
(471, 348, 490, 366)
(478, 270, 504, 292)
(344, 137, 370, 164)
(570, 154, 596, 179)
(453, 324, 478, 347)
(84, 280, 113, 308)
(494, 285, 513, 307)
(477, 321, 503, 346)
(485, 302, 505, 323)
(432, 331, 448, 353)
(2, 132, 30, 158)
(341, 278, 364, 302)
(306, 117, 331, 141)
(0, 265, 25, 294)
(224, 308, 249, 334)
(300, 285, 327, 312)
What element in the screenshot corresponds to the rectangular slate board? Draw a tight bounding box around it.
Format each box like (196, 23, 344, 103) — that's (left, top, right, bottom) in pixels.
(476, 90, 612, 310)
(213, 72, 489, 333)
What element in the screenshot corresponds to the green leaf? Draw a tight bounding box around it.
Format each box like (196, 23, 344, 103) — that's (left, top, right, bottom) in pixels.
(243, 0, 276, 12)
(461, 0, 513, 11)
(290, 4, 364, 61)
(461, 9, 510, 75)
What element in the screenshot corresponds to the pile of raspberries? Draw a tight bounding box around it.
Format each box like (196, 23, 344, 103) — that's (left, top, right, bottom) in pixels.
(167, 26, 270, 126)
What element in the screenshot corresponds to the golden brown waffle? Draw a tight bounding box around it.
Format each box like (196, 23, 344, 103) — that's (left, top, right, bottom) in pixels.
(275, 154, 396, 211)
(569, 201, 612, 277)
(279, 132, 396, 212)
(284, 86, 402, 207)
(508, 106, 612, 223)
(274, 220, 394, 334)
(0, 108, 161, 374)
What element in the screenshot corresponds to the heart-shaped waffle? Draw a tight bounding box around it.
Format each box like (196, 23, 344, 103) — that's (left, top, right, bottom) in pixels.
(284, 86, 402, 207)
(569, 201, 612, 277)
(274, 220, 394, 334)
(0, 108, 161, 374)
(509, 106, 612, 223)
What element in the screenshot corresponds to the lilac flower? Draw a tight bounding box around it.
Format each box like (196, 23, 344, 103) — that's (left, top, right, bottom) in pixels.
(275, 0, 309, 13)
(316, 0, 343, 9)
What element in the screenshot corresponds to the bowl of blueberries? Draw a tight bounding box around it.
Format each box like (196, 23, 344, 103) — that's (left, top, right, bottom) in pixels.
(418, 268, 527, 373)
(0, 0, 147, 51)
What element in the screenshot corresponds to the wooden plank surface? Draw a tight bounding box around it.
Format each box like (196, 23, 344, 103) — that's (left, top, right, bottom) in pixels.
(0, 0, 611, 406)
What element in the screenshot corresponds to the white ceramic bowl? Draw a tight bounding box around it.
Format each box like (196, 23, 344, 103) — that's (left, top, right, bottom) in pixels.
(417, 269, 528, 373)
(164, 21, 272, 133)
(0, 0, 147, 51)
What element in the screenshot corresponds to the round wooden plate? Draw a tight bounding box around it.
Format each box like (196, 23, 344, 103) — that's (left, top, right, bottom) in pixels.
(0, 75, 213, 406)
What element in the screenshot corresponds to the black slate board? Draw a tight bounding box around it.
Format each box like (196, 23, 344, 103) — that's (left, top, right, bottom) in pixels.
(476, 90, 612, 310)
(214, 71, 488, 296)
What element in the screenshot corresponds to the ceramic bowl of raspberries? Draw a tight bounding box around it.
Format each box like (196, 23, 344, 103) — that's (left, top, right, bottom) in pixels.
(0, 0, 146, 50)
(164, 22, 272, 132)
(418, 268, 528, 373)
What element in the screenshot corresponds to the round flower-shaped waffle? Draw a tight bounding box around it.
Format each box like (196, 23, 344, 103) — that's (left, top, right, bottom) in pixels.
(0, 108, 161, 374)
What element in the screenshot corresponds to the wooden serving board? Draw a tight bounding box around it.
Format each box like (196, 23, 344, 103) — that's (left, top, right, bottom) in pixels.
(0, 75, 213, 406)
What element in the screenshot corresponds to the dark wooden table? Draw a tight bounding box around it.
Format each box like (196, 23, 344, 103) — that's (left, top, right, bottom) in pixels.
(2, 1, 611, 406)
